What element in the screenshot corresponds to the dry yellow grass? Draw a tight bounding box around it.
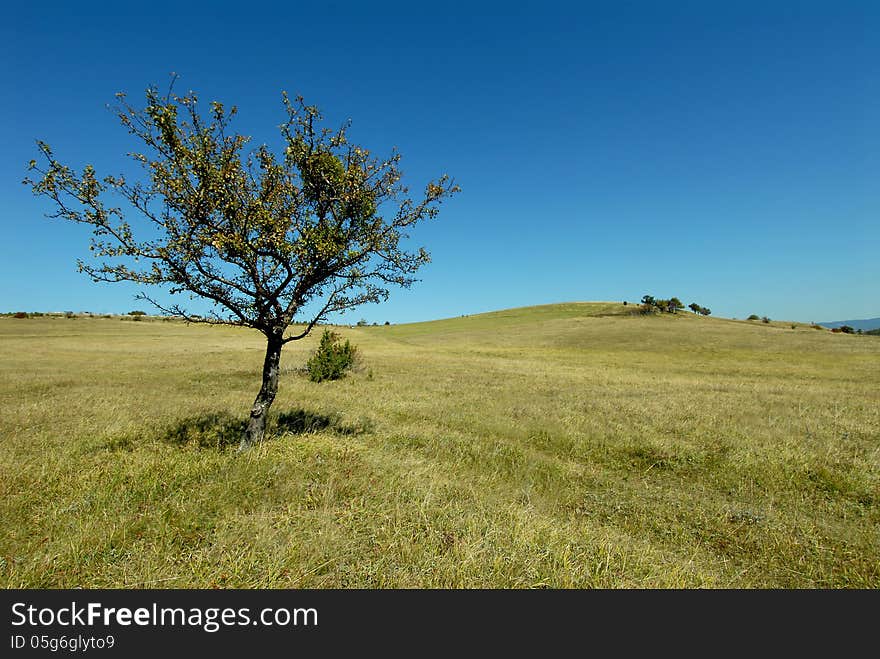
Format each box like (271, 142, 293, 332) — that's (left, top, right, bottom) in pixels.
(1, 304, 878, 587)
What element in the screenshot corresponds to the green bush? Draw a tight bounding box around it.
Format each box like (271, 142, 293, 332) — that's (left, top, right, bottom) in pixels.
(747, 314, 760, 321)
(306, 329, 358, 382)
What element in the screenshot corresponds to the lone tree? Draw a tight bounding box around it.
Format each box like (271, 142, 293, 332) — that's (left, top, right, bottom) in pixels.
(25, 80, 458, 449)
(667, 297, 684, 313)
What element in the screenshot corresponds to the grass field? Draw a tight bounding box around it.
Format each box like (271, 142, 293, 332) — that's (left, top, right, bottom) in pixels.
(1, 303, 878, 587)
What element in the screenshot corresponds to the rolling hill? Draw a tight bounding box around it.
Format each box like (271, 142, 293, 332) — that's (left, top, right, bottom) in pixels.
(1, 302, 878, 588)
(817, 317, 880, 332)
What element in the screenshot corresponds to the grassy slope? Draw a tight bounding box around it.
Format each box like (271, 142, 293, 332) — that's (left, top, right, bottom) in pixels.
(1, 304, 878, 587)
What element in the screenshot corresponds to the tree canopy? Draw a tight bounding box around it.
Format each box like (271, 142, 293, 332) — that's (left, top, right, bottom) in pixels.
(26, 80, 459, 447)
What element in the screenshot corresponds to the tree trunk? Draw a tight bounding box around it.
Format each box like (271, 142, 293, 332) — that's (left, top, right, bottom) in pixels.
(239, 334, 283, 450)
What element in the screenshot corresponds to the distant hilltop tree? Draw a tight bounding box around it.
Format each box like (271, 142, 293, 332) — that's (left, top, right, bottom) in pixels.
(688, 302, 711, 316)
(640, 294, 684, 314)
(25, 77, 459, 449)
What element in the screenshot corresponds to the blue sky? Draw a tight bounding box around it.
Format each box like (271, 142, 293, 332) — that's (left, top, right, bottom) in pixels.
(2, 1, 877, 324)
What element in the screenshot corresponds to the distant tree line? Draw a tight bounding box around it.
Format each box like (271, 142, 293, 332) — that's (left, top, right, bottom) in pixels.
(639, 295, 710, 316)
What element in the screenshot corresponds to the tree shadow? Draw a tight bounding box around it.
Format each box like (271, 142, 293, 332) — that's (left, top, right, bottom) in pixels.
(163, 407, 371, 450)
(164, 412, 247, 449)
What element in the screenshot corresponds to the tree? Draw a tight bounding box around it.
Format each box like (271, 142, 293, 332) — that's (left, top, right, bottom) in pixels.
(689, 302, 711, 316)
(667, 297, 684, 313)
(25, 80, 459, 449)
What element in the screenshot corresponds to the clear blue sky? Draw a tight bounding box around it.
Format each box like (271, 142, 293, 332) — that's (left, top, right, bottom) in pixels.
(2, 0, 877, 324)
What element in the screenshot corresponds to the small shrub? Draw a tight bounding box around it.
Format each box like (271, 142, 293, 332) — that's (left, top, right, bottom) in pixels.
(838, 325, 855, 334)
(306, 329, 358, 382)
(762, 316, 771, 324)
(13, 311, 29, 319)
(128, 310, 147, 316)
(747, 314, 760, 321)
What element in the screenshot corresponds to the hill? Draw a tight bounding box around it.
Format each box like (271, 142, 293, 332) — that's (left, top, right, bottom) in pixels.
(1, 303, 878, 588)
(817, 317, 880, 332)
